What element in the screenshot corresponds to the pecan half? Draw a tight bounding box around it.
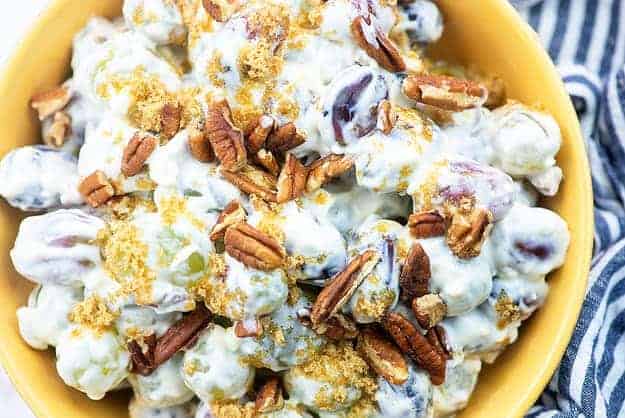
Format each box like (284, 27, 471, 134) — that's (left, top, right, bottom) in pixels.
(377, 100, 396, 135)
(122, 132, 158, 177)
(224, 222, 286, 271)
(129, 333, 157, 376)
(357, 328, 409, 385)
(161, 103, 182, 139)
(188, 125, 214, 162)
(446, 205, 493, 259)
(408, 211, 446, 239)
(221, 165, 278, 202)
(399, 243, 431, 301)
(153, 304, 212, 366)
(314, 313, 359, 340)
(78, 170, 115, 207)
(306, 154, 354, 193)
(202, 0, 241, 22)
(254, 149, 280, 177)
(246, 115, 275, 154)
(255, 378, 284, 413)
(311, 250, 380, 325)
(383, 312, 446, 385)
(210, 200, 247, 241)
(43, 111, 72, 148)
(234, 318, 263, 338)
(425, 325, 450, 360)
(266, 122, 305, 154)
(206, 100, 247, 172)
(351, 16, 406, 73)
(31, 85, 72, 121)
(277, 154, 308, 203)
(412, 294, 447, 329)
(402, 74, 488, 112)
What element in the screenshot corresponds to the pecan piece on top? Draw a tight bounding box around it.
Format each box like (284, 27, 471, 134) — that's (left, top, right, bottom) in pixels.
(311, 250, 380, 325)
(43, 111, 72, 148)
(188, 124, 214, 162)
(210, 200, 247, 241)
(412, 294, 447, 329)
(224, 222, 286, 271)
(246, 114, 275, 154)
(129, 333, 157, 376)
(122, 132, 158, 177)
(399, 243, 431, 301)
(254, 149, 280, 177)
(314, 313, 359, 341)
(234, 318, 263, 338)
(161, 102, 182, 139)
(383, 312, 446, 385)
(154, 303, 212, 366)
(31, 85, 72, 121)
(221, 165, 278, 202)
(357, 328, 409, 385)
(206, 99, 247, 172)
(202, 0, 241, 22)
(351, 16, 406, 73)
(446, 203, 493, 259)
(306, 154, 354, 193)
(78, 170, 115, 208)
(425, 325, 450, 360)
(377, 99, 397, 135)
(402, 74, 488, 112)
(266, 122, 306, 154)
(408, 211, 446, 239)
(255, 378, 284, 413)
(277, 154, 309, 203)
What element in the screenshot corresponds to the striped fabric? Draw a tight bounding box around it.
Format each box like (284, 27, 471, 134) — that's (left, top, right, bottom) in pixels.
(510, 1, 625, 416)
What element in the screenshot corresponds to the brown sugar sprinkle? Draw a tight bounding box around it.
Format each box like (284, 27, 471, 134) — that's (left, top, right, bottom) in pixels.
(68, 295, 119, 336)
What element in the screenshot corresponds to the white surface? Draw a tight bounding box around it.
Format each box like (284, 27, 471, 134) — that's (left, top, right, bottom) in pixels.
(1, 4, 57, 418)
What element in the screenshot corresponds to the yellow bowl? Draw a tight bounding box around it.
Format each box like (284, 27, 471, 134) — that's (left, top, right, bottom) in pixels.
(0, 0, 593, 417)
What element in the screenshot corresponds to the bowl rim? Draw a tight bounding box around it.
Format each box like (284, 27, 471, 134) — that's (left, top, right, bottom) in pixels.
(0, 1, 594, 417)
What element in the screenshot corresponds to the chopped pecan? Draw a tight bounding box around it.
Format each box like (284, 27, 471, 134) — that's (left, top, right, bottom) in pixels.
(306, 154, 354, 193)
(425, 325, 450, 360)
(376, 100, 396, 135)
(412, 294, 447, 329)
(494, 290, 521, 328)
(255, 378, 284, 413)
(357, 328, 409, 385)
(202, 0, 241, 22)
(129, 333, 157, 376)
(224, 222, 286, 271)
(314, 313, 359, 340)
(206, 100, 247, 171)
(484, 77, 506, 109)
(122, 132, 158, 177)
(43, 111, 72, 148)
(311, 250, 380, 325)
(188, 125, 214, 162)
(210, 200, 247, 241)
(254, 149, 280, 177)
(408, 211, 446, 239)
(266, 122, 306, 154)
(153, 304, 212, 366)
(234, 318, 263, 338)
(78, 170, 115, 208)
(161, 103, 182, 139)
(351, 16, 406, 73)
(402, 74, 488, 112)
(383, 312, 446, 385)
(221, 165, 278, 202)
(399, 243, 431, 301)
(246, 115, 275, 154)
(277, 154, 308, 203)
(446, 204, 493, 259)
(31, 85, 72, 121)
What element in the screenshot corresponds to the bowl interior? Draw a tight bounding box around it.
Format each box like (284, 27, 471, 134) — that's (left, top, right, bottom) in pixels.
(0, 1, 593, 417)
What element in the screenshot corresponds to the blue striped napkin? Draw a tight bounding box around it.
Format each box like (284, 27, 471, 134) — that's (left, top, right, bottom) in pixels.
(510, 1, 625, 416)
